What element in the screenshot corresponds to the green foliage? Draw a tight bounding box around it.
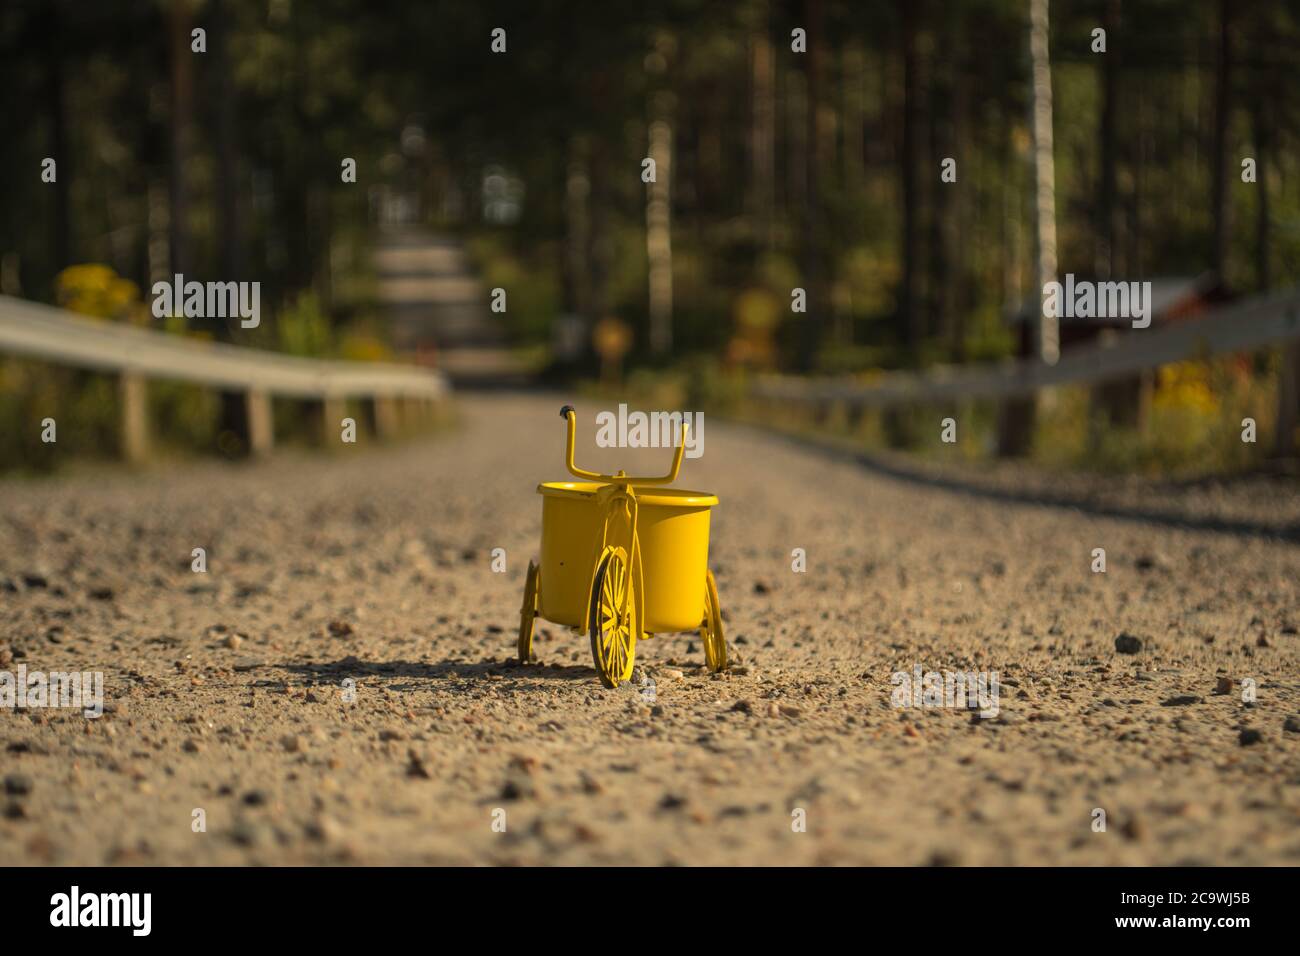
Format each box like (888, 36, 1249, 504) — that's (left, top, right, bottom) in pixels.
(276, 291, 334, 357)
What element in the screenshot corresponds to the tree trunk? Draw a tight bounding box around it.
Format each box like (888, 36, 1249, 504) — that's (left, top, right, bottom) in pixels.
(168, 0, 194, 280)
(1028, 0, 1058, 364)
(1096, 0, 1121, 278)
(44, 1, 71, 284)
(898, 0, 922, 354)
(749, 26, 776, 249)
(999, 0, 1056, 456)
(564, 136, 592, 322)
(646, 95, 674, 356)
(929, 9, 957, 354)
(1250, 27, 1270, 293)
(797, 0, 825, 371)
(212, 0, 242, 287)
(1210, 0, 1233, 281)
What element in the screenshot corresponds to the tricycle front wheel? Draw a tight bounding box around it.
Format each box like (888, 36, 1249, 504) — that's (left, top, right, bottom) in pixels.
(518, 560, 540, 663)
(589, 548, 637, 687)
(701, 569, 728, 672)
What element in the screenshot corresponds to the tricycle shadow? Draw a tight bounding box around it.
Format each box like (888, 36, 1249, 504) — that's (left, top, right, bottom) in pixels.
(281, 657, 597, 687)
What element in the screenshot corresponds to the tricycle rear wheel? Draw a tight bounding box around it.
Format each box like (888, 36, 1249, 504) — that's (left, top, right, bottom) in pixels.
(517, 560, 540, 663)
(701, 569, 727, 672)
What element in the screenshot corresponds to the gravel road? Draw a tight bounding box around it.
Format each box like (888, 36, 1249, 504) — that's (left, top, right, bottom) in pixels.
(2, 392, 1298, 865)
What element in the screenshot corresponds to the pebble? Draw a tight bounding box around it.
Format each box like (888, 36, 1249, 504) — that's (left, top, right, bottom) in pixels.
(1120, 815, 1146, 841)
(4, 774, 33, 797)
(229, 821, 268, 847)
(406, 750, 432, 779)
(224, 634, 242, 650)
(1114, 633, 1143, 654)
(660, 668, 684, 681)
(731, 700, 753, 714)
(1283, 717, 1300, 734)
(1238, 728, 1264, 747)
(1161, 695, 1201, 707)
(280, 734, 302, 753)
(304, 816, 343, 843)
(1213, 676, 1234, 696)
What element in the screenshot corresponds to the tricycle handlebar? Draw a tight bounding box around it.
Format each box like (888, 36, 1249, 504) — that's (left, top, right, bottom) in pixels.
(560, 405, 686, 486)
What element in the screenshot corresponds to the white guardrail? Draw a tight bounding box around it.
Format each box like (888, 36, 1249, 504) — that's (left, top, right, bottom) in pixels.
(753, 287, 1300, 406)
(0, 295, 448, 399)
(0, 294, 449, 459)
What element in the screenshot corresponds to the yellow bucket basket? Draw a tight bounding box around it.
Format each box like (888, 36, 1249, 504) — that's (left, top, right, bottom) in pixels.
(537, 482, 717, 633)
(517, 405, 727, 687)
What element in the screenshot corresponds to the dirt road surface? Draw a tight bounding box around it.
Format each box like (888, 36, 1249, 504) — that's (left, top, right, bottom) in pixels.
(2, 393, 1298, 865)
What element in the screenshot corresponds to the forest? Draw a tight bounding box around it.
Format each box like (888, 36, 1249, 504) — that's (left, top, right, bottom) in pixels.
(1, 0, 1298, 472)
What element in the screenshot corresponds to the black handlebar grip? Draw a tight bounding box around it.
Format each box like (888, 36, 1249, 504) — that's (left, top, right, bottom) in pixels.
(560, 404, 576, 419)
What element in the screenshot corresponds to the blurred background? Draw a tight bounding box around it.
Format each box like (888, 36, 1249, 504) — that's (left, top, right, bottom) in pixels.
(1, 0, 1299, 474)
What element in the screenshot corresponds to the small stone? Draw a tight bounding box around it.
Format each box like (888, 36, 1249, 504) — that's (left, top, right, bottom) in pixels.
(1282, 716, 1300, 734)
(182, 739, 203, 753)
(658, 792, 687, 811)
(328, 620, 354, 637)
(731, 699, 753, 714)
(1238, 728, 1264, 747)
(1114, 633, 1143, 654)
(229, 821, 267, 847)
(224, 633, 243, 650)
(1120, 816, 1146, 841)
(406, 750, 432, 779)
(88, 586, 114, 601)
(753, 581, 770, 595)
(766, 702, 781, 718)
(660, 668, 684, 681)
(304, 816, 342, 843)
(1213, 676, 1234, 696)
(778, 704, 803, 718)
(280, 734, 302, 753)
(1161, 695, 1201, 707)
(4, 774, 33, 797)
(242, 789, 269, 806)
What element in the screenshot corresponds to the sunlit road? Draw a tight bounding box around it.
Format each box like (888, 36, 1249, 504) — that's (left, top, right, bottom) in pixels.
(2, 393, 1298, 864)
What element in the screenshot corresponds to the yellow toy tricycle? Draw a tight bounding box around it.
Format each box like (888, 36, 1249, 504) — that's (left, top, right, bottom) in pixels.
(517, 405, 727, 687)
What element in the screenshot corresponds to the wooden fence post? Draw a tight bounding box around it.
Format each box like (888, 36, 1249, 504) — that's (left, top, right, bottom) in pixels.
(1276, 341, 1300, 458)
(119, 371, 149, 463)
(246, 389, 274, 456)
(323, 395, 347, 445)
(372, 395, 399, 440)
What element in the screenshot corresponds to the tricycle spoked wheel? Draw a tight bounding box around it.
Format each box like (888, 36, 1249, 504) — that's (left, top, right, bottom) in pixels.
(701, 569, 728, 672)
(589, 548, 637, 688)
(518, 560, 540, 663)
